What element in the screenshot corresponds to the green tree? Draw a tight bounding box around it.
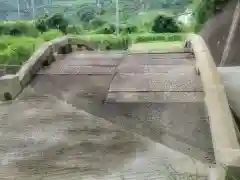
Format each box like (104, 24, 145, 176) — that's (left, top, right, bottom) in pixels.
(90, 17, 107, 29)
(152, 14, 181, 33)
(76, 4, 97, 23)
(36, 18, 48, 33)
(46, 13, 69, 34)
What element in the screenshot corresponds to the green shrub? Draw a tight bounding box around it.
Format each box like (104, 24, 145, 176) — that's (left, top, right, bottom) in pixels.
(77, 34, 131, 50)
(95, 24, 116, 34)
(40, 29, 63, 41)
(46, 13, 69, 34)
(0, 49, 12, 64)
(131, 33, 185, 43)
(90, 18, 107, 29)
(35, 13, 69, 34)
(0, 23, 11, 35)
(0, 41, 8, 50)
(120, 24, 139, 34)
(0, 22, 39, 37)
(0, 36, 44, 65)
(35, 18, 48, 33)
(66, 25, 83, 34)
(152, 14, 181, 33)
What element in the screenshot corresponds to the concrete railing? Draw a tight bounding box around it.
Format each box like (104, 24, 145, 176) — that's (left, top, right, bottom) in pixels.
(187, 34, 240, 180)
(0, 35, 97, 101)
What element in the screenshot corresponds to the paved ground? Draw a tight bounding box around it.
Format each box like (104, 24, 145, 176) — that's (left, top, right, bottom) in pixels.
(0, 51, 214, 179)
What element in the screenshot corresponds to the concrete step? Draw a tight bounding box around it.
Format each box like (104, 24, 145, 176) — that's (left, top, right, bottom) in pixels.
(56, 58, 122, 66)
(129, 47, 192, 54)
(106, 91, 204, 103)
(122, 55, 195, 65)
(60, 51, 125, 59)
(38, 65, 116, 75)
(108, 73, 203, 92)
(38, 51, 124, 75)
(128, 52, 194, 58)
(118, 65, 196, 73)
(147, 53, 194, 59)
(28, 74, 114, 100)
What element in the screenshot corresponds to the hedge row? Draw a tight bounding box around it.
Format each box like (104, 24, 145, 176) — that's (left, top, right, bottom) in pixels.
(78, 34, 131, 50)
(0, 22, 39, 37)
(0, 33, 186, 65)
(131, 33, 186, 43)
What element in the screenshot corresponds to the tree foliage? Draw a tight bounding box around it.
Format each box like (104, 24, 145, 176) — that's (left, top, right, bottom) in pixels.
(152, 14, 181, 33)
(46, 13, 68, 34)
(76, 4, 97, 23)
(35, 13, 69, 34)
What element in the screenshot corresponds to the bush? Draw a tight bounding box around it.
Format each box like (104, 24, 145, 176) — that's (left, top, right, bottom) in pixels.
(131, 33, 185, 43)
(66, 25, 83, 34)
(0, 22, 39, 37)
(95, 24, 116, 34)
(152, 14, 181, 33)
(90, 18, 107, 29)
(0, 36, 44, 65)
(46, 13, 69, 34)
(78, 34, 131, 50)
(39, 29, 63, 41)
(120, 24, 139, 34)
(35, 13, 69, 34)
(35, 18, 48, 33)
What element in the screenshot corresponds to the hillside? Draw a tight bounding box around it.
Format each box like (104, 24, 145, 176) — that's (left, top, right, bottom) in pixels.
(0, 0, 192, 22)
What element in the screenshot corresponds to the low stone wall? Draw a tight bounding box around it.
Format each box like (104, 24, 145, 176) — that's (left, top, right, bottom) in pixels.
(188, 34, 240, 180)
(0, 35, 97, 101)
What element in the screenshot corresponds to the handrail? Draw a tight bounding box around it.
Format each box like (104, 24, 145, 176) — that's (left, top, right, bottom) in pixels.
(188, 33, 240, 179)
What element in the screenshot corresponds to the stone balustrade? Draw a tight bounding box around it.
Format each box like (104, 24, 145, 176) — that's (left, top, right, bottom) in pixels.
(0, 35, 96, 101)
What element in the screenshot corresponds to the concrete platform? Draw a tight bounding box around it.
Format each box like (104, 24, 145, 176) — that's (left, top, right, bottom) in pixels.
(0, 51, 214, 180)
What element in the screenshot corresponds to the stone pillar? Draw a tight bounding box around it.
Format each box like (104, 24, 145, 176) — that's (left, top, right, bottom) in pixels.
(0, 74, 22, 101)
(42, 52, 56, 67)
(58, 44, 73, 54)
